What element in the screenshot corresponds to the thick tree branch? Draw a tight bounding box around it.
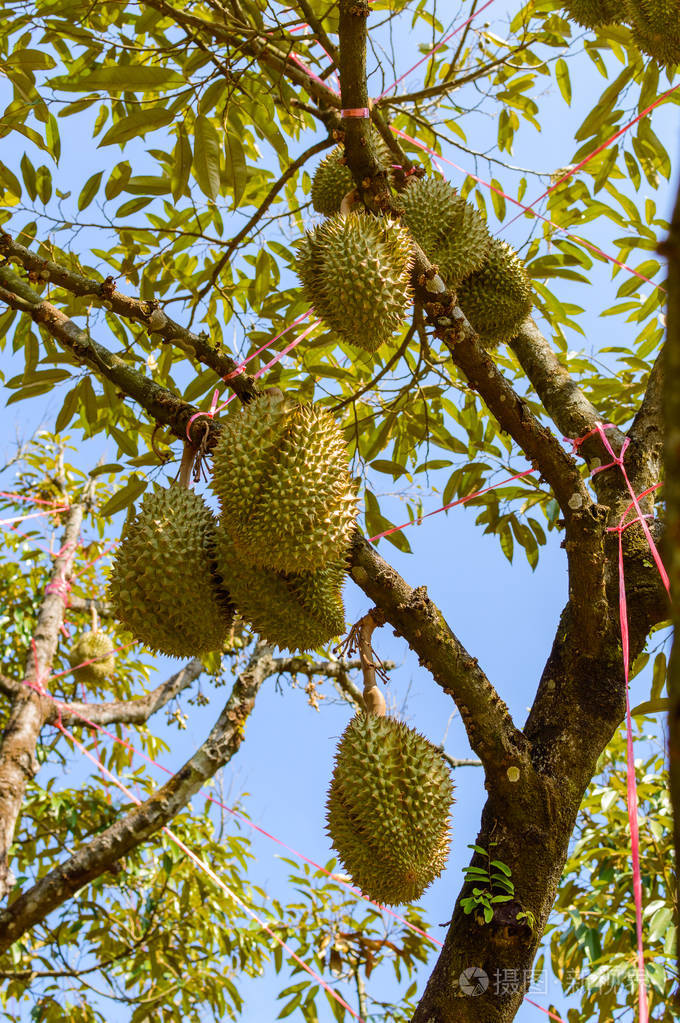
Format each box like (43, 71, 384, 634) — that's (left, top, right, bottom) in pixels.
(0, 234, 259, 405)
(349, 533, 530, 782)
(510, 317, 619, 446)
(0, 641, 276, 952)
(0, 498, 85, 901)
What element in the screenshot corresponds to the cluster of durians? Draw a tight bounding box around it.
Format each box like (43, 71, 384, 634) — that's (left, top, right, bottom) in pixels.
(563, 0, 680, 68)
(298, 152, 534, 353)
(107, 392, 357, 657)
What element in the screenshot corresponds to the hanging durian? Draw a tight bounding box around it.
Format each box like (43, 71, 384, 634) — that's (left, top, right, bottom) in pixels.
(211, 392, 357, 574)
(214, 530, 346, 652)
(68, 629, 115, 686)
(108, 449, 235, 658)
(624, 0, 680, 67)
(326, 713, 454, 905)
(400, 177, 491, 287)
(311, 132, 394, 216)
(296, 211, 413, 352)
(457, 237, 533, 347)
(563, 0, 622, 27)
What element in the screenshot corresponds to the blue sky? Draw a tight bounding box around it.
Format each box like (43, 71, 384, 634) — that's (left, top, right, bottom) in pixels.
(0, 1, 677, 1020)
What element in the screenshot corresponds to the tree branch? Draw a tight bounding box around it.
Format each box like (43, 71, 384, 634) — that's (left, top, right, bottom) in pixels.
(0, 498, 85, 901)
(142, 0, 341, 109)
(348, 533, 530, 780)
(0, 234, 259, 405)
(55, 659, 205, 728)
(0, 641, 276, 952)
(0, 267, 205, 444)
(292, 0, 338, 63)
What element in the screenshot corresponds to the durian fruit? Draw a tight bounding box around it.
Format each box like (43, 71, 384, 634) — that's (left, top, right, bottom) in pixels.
(563, 0, 622, 27)
(108, 484, 235, 658)
(624, 0, 680, 67)
(68, 630, 115, 686)
(211, 392, 357, 574)
(311, 133, 393, 216)
(326, 713, 454, 906)
(214, 530, 345, 652)
(296, 212, 413, 352)
(312, 147, 355, 216)
(457, 237, 533, 347)
(399, 177, 491, 287)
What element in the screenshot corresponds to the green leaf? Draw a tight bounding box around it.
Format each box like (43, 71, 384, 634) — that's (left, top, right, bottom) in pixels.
(54, 385, 80, 432)
(49, 65, 185, 94)
(194, 115, 222, 200)
(99, 476, 147, 518)
(5, 49, 56, 71)
(78, 171, 103, 211)
(171, 126, 192, 202)
(555, 58, 571, 105)
(88, 463, 124, 478)
(98, 107, 174, 147)
(225, 129, 247, 206)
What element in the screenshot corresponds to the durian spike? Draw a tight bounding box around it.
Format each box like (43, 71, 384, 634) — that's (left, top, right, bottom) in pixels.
(178, 440, 198, 489)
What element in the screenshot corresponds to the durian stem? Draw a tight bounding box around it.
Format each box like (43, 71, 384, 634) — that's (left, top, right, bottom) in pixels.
(178, 442, 197, 488)
(356, 611, 386, 716)
(90, 604, 99, 633)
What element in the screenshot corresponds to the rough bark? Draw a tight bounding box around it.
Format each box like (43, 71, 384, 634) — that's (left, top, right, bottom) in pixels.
(0, 498, 85, 900)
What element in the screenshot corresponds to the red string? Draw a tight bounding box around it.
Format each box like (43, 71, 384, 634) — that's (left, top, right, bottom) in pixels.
(524, 998, 566, 1022)
(186, 313, 318, 441)
(391, 128, 664, 292)
(503, 83, 680, 232)
(376, 0, 497, 100)
(573, 423, 669, 593)
(368, 467, 536, 543)
(570, 422, 674, 1023)
(0, 506, 69, 527)
(0, 491, 65, 508)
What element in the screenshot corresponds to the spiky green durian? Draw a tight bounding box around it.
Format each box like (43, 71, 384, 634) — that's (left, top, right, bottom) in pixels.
(399, 177, 491, 287)
(311, 134, 394, 216)
(457, 238, 533, 347)
(211, 393, 357, 574)
(108, 485, 235, 658)
(296, 212, 413, 352)
(624, 0, 680, 67)
(214, 530, 345, 652)
(563, 0, 622, 27)
(68, 631, 115, 685)
(311, 147, 356, 216)
(326, 714, 454, 906)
